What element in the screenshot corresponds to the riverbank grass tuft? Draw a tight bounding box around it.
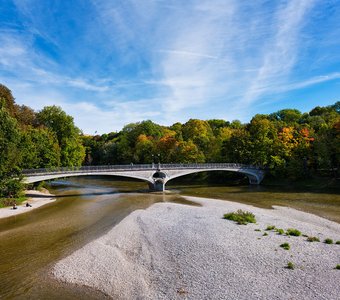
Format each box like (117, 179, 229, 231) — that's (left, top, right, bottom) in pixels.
(324, 238, 333, 244)
(223, 209, 256, 225)
(275, 228, 284, 235)
(307, 236, 320, 242)
(266, 225, 276, 231)
(286, 262, 295, 269)
(286, 228, 301, 236)
(280, 243, 290, 250)
(336, 265, 340, 270)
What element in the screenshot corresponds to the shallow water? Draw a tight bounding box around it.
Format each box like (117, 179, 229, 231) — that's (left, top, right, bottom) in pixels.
(0, 177, 189, 299)
(0, 176, 339, 299)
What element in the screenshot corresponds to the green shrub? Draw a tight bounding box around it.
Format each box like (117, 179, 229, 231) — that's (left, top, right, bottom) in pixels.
(254, 229, 261, 232)
(336, 265, 340, 270)
(336, 241, 340, 245)
(286, 228, 301, 236)
(276, 228, 284, 235)
(286, 262, 294, 269)
(324, 238, 333, 244)
(263, 232, 268, 236)
(307, 236, 320, 242)
(266, 225, 276, 231)
(280, 243, 290, 250)
(36, 181, 49, 191)
(223, 210, 256, 225)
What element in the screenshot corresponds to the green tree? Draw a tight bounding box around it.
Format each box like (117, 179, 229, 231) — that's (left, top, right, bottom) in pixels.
(182, 119, 213, 154)
(20, 127, 61, 169)
(0, 98, 23, 198)
(247, 117, 278, 166)
(15, 105, 37, 127)
(176, 140, 205, 163)
(0, 84, 16, 117)
(37, 106, 85, 167)
(269, 109, 302, 125)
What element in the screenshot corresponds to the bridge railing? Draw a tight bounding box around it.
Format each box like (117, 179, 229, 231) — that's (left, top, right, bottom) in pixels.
(22, 163, 263, 176)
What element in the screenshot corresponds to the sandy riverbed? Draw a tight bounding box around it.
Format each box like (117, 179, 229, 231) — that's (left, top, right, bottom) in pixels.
(0, 190, 56, 219)
(53, 196, 340, 300)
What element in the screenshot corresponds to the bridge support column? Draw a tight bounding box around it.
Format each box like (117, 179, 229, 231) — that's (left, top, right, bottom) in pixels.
(148, 180, 165, 191)
(247, 174, 261, 185)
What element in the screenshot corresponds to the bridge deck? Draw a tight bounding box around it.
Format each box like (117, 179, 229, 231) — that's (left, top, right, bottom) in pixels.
(23, 163, 263, 176)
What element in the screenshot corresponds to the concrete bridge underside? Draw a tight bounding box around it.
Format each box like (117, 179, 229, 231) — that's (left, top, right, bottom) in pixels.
(24, 165, 265, 191)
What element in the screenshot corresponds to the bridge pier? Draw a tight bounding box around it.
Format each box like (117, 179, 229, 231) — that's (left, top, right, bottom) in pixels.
(149, 180, 165, 192)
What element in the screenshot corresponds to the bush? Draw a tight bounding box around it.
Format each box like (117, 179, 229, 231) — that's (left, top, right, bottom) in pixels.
(280, 243, 290, 250)
(324, 238, 333, 244)
(336, 265, 340, 270)
(286, 262, 294, 269)
(336, 241, 340, 245)
(263, 232, 268, 236)
(223, 210, 256, 225)
(286, 228, 301, 236)
(266, 225, 276, 231)
(36, 181, 49, 191)
(254, 229, 261, 232)
(307, 236, 320, 242)
(0, 177, 24, 199)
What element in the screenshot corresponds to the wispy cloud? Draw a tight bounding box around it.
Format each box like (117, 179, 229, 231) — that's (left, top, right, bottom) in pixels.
(156, 49, 218, 59)
(241, 0, 317, 105)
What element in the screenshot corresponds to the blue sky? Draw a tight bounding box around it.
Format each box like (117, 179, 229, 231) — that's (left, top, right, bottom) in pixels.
(0, 0, 339, 134)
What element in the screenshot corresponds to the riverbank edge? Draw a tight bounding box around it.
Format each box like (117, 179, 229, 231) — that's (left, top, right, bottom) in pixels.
(53, 195, 340, 299)
(0, 189, 56, 219)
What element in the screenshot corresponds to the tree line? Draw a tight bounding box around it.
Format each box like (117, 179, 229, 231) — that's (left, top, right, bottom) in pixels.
(0, 83, 339, 200)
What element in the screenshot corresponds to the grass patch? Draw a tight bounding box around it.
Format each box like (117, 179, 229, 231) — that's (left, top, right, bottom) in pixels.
(286, 262, 294, 269)
(263, 232, 268, 236)
(336, 241, 340, 245)
(0, 196, 27, 208)
(254, 229, 261, 232)
(324, 238, 333, 244)
(223, 210, 256, 225)
(275, 228, 284, 235)
(266, 225, 276, 231)
(336, 265, 340, 270)
(307, 236, 320, 242)
(280, 243, 290, 250)
(286, 228, 301, 236)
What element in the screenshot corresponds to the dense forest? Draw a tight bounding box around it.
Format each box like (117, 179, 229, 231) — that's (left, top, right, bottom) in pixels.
(0, 83, 339, 200)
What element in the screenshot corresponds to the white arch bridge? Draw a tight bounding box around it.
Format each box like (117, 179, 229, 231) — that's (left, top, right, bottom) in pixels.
(23, 163, 265, 191)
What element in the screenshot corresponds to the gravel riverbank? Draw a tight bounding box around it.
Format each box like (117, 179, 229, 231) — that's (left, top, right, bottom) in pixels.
(0, 190, 55, 219)
(53, 196, 340, 299)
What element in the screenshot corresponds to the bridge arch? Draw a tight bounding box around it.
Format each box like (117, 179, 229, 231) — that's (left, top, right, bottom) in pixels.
(24, 172, 154, 185)
(163, 168, 261, 186)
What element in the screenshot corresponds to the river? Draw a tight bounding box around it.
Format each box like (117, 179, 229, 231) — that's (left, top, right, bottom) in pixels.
(0, 176, 339, 299)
